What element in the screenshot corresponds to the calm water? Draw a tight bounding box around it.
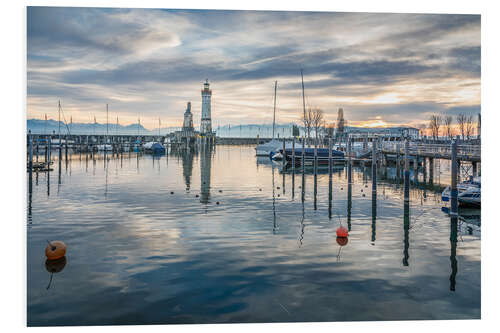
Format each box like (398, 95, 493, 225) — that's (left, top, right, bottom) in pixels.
(27, 145, 480, 326)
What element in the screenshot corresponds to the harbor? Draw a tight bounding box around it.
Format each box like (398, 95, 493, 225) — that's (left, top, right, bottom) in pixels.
(27, 140, 480, 325)
(23, 7, 484, 327)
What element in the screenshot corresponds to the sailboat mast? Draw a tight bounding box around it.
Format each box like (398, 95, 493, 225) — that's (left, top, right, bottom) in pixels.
(158, 117, 160, 137)
(58, 100, 61, 145)
(301, 69, 306, 126)
(272, 80, 277, 140)
(106, 104, 109, 139)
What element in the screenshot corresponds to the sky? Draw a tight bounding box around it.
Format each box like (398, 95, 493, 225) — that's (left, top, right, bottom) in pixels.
(27, 7, 481, 130)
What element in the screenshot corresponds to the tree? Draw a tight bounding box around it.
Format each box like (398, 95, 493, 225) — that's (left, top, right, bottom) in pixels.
(310, 108, 324, 144)
(444, 115, 453, 140)
(292, 124, 300, 137)
(303, 108, 313, 143)
(465, 115, 474, 140)
(456, 113, 467, 140)
(429, 114, 442, 140)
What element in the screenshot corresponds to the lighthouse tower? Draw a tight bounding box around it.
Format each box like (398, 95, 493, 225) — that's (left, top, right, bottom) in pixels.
(200, 79, 212, 135)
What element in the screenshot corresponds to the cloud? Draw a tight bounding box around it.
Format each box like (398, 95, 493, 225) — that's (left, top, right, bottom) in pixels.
(27, 7, 481, 129)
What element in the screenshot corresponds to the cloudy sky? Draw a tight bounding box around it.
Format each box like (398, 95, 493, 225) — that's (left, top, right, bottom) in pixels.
(27, 7, 480, 130)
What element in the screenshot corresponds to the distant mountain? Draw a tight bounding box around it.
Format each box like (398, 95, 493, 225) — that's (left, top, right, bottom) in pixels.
(27, 119, 415, 137)
(27, 118, 169, 135)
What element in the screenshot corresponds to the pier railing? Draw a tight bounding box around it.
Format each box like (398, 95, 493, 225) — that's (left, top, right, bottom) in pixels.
(380, 142, 481, 161)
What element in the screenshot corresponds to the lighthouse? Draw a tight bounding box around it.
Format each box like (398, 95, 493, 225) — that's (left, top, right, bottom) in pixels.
(200, 79, 212, 135)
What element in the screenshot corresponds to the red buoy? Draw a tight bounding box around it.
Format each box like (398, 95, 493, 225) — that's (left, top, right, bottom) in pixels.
(336, 226, 348, 238)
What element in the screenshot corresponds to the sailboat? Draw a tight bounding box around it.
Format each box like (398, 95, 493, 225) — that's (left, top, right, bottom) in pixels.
(97, 104, 113, 151)
(256, 81, 282, 157)
(272, 69, 345, 165)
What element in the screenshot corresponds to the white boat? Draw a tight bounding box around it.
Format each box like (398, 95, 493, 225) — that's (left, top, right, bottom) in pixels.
(442, 176, 480, 207)
(97, 144, 113, 151)
(256, 139, 282, 157)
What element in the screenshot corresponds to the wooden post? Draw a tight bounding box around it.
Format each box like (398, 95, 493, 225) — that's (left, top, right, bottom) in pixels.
(328, 137, 333, 218)
(396, 143, 400, 179)
(282, 138, 286, 166)
(292, 137, 295, 199)
(347, 135, 352, 186)
(429, 157, 434, 184)
(328, 137, 332, 178)
(28, 134, 33, 171)
(404, 139, 410, 202)
(472, 161, 478, 178)
(313, 140, 318, 176)
(450, 138, 458, 215)
(35, 137, 39, 163)
(372, 136, 377, 193)
(47, 137, 51, 165)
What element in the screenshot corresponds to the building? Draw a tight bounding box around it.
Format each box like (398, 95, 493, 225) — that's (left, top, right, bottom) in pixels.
(173, 102, 199, 144)
(183, 102, 194, 131)
(200, 79, 214, 136)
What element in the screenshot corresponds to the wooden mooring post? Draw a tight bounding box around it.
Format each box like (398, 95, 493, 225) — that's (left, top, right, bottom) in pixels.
(28, 134, 33, 171)
(372, 136, 377, 193)
(292, 138, 295, 199)
(450, 138, 458, 215)
(328, 137, 333, 219)
(404, 139, 410, 202)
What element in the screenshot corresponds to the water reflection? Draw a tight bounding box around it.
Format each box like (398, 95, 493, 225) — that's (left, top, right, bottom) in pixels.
(200, 144, 213, 204)
(45, 257, 67, 290)
(27, 146, 481, 325)
(371, 191, 377, 245)
(450, 216, 458, 291)
(403, 201, 410, 267)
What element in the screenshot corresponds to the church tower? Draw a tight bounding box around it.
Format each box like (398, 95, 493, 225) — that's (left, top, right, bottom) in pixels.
(200, 79, 212, 134)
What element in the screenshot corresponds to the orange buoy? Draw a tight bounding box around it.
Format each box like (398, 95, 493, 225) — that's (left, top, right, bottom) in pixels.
(336, 226, 348, 238)
(45, 241, 67, 260)
(336, 236, 349, 246)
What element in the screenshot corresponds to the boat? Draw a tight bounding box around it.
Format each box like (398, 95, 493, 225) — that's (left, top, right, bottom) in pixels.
(273, 147, 345, 166)
(256, 81, 282, 157)
(442, 176, 481, 207)
(143, 141, 166, 154)
(97, 144, 113, 151)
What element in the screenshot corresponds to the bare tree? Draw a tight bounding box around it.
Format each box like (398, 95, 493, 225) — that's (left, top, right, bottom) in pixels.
(456, 113, 466, 140)
(444, 115, 453, 140)
(310, 108, 324, 144)
(477, 113, 481, 139)
(303, 108, 313, 144)
(429, 114, 442, 140)
(465, 115, 474, 140)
